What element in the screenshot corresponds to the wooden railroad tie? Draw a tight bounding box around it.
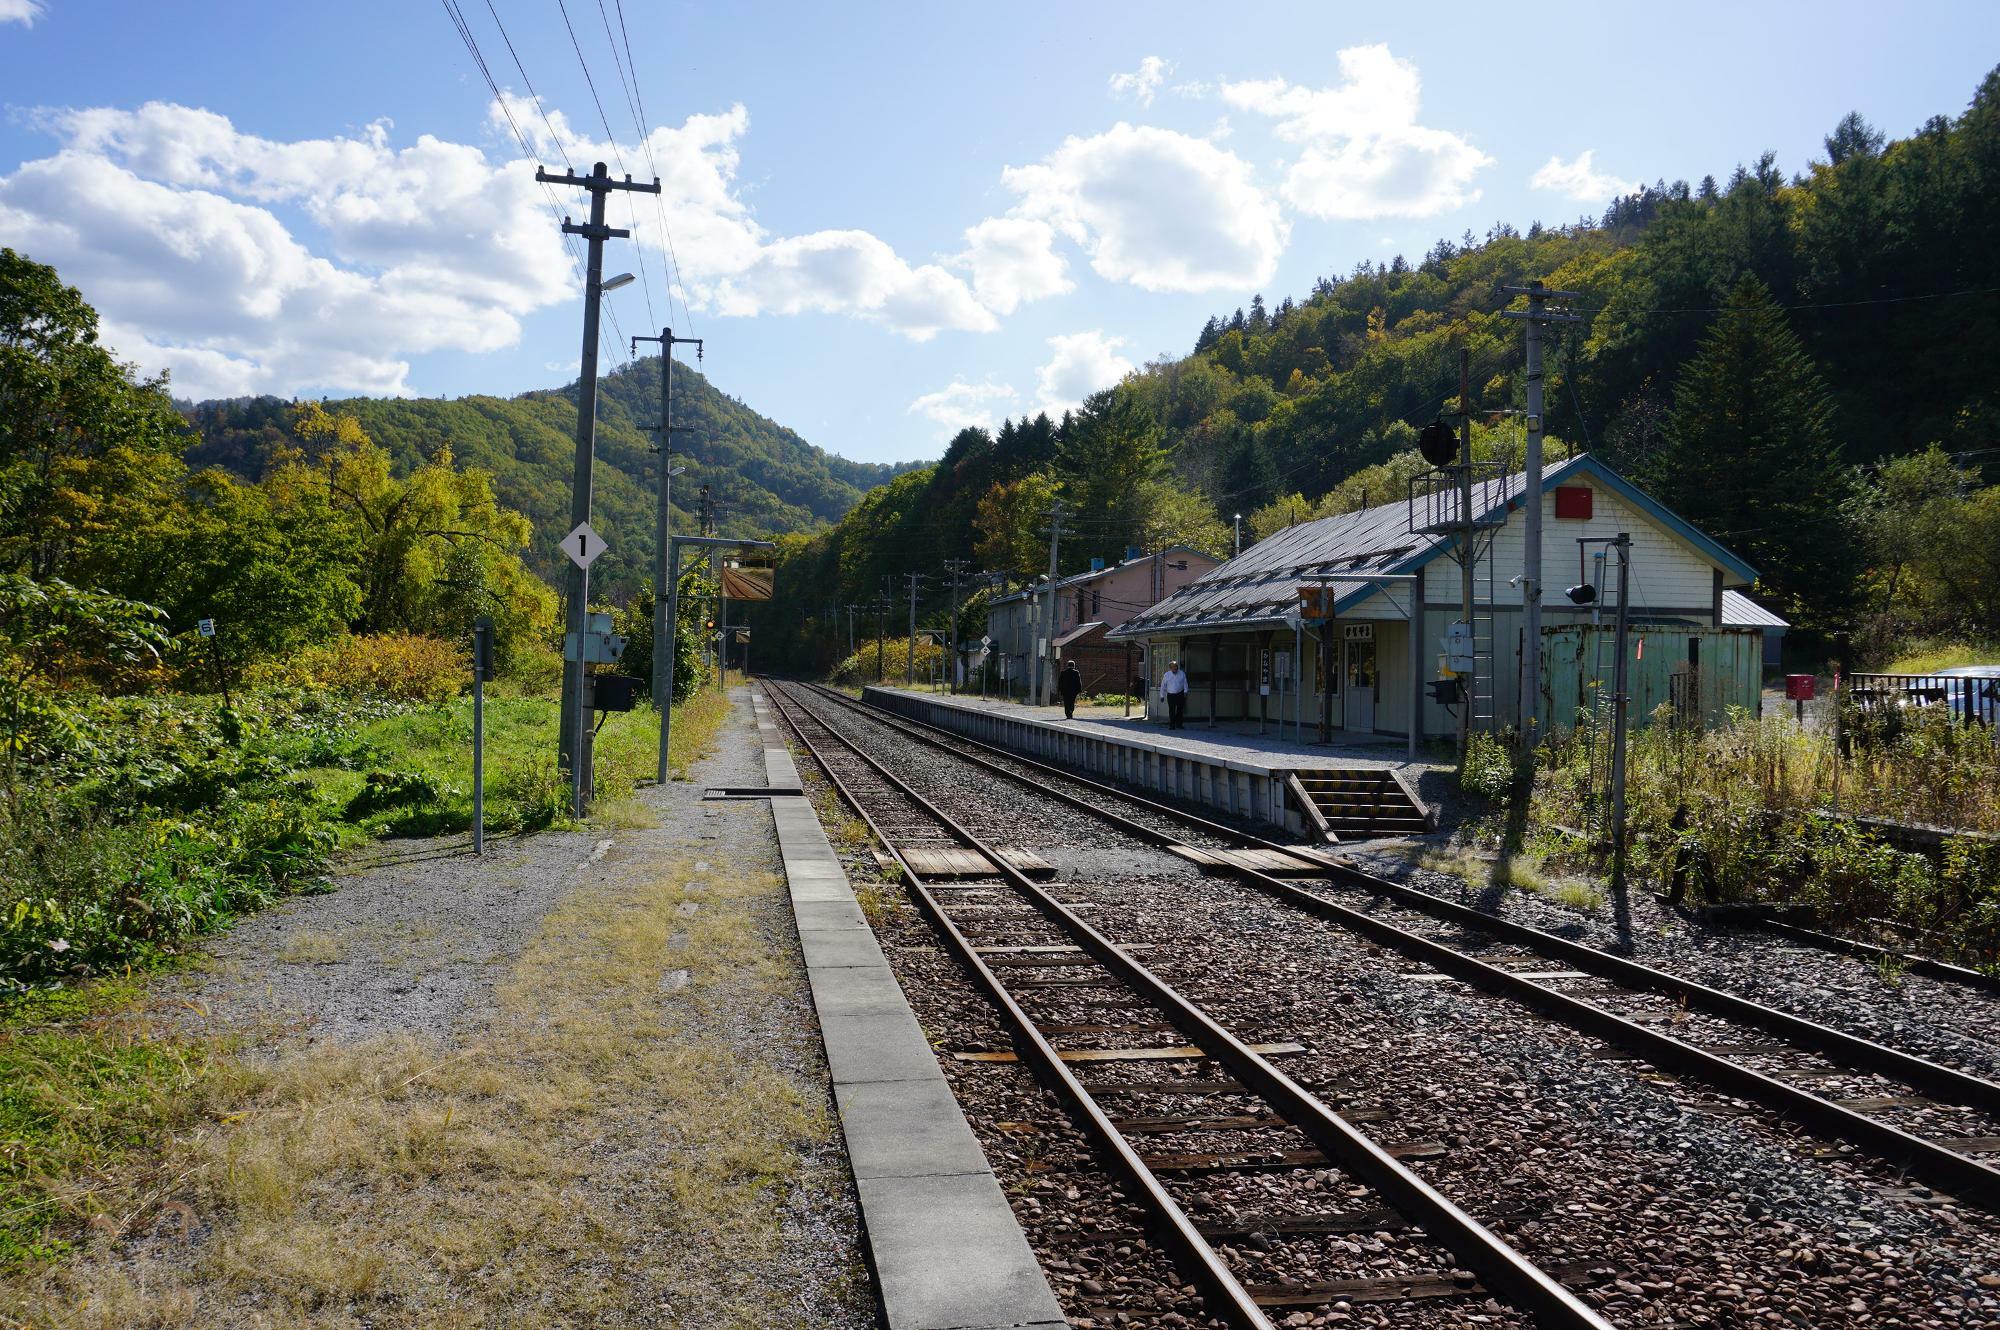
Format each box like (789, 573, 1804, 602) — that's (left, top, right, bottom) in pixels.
(873, 846, 1056, 878)
(1167, 845, 1331, 877)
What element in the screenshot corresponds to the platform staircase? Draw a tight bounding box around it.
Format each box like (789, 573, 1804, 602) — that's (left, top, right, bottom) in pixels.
(1286, 769, 1434, 842)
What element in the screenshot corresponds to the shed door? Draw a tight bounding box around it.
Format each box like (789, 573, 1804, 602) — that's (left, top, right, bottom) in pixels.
(1344, 639, 1376, 732)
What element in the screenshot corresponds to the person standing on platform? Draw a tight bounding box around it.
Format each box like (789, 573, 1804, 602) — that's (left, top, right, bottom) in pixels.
(1159, 659, 1189, 730)
(1057, 659, 1083, 719)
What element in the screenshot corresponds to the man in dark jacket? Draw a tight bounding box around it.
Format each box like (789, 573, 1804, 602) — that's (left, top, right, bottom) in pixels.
(1057, 659, 1083, 719)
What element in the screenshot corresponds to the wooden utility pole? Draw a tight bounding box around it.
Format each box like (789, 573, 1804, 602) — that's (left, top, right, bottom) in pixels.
(540, 160, 659, 815)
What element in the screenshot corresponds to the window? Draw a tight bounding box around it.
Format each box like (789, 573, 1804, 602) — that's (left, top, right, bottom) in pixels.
(1554, 486, 1593, 519)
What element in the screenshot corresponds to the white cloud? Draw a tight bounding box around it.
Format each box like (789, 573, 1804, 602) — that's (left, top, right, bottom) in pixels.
(1221, 45, 1490, 220)
(494, 94, 994, 341)
(1002, 123, 1287, 293)
(907, 378, 1017, 438)
(1530, 150, 1637, 203)
(1034, 330, 1133, 416)
(1108, 56, 1172, 107)
(953, 217, 1071, 315)
(0, 97, 998, 399)
(0, 0, 44, 26)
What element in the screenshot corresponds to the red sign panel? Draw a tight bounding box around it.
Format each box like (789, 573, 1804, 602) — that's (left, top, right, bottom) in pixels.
(1554, 486, 1593, 520)
(1785, 673, 1816, 701)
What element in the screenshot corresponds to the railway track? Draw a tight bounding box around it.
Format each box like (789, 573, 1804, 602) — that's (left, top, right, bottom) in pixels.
(794, 681, 2000, 1212)
(761, 679, 1612, 1330)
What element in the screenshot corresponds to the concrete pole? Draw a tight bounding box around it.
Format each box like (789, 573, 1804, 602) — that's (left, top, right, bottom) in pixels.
(1458, 345, 1475, 756)
(1609, 534, 1634, 890)
(1521, 282, 1546, 752)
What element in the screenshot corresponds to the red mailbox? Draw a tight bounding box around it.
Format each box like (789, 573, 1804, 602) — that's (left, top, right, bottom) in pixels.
(1785, 673, 1816, 701)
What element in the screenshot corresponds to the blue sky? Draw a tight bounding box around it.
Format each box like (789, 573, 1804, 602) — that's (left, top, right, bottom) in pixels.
(2, 1, 1995, 464)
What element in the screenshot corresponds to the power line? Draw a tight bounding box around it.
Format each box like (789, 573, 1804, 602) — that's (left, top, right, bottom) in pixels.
(610, 0, 696, 337)
(440, 0, 628, 368)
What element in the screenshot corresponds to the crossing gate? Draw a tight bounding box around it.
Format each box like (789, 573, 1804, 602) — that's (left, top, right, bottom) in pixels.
(1542, 624, 1764, 733)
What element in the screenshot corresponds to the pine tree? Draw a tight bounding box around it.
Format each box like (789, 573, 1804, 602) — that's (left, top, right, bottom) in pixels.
(1656, 278, 1857, 625)
(1194, 315, 1222, 353)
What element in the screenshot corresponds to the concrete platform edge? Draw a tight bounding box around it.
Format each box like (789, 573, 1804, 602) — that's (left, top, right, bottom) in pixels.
(752, 683, 1066, 1330)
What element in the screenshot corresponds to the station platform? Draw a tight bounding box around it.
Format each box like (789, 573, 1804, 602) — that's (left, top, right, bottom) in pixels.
(861, 686, 1448, 839)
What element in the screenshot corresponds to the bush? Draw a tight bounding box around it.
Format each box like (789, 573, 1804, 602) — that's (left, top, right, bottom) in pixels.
(343, 769, 452, 819)
(249, 633, 467, 704)
(828, 637, 945, 687)
(1458, 731, 1513, 800)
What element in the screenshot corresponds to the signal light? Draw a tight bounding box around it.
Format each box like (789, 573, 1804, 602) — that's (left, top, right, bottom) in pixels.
(1418, 419, 1457, 466)
(1565, 583, 1598, 605)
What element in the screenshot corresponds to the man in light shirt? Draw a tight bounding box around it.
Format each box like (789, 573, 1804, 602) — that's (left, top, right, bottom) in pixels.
(1158, 659, 1189, 730)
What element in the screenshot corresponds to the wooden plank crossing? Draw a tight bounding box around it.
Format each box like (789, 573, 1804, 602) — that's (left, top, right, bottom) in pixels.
(1167, 844, 1331, 877)
(874, 846, 1056, 878)
(954, 1041, 1307, 1065)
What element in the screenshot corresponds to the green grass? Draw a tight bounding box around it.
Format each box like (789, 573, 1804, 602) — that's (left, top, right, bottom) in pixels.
(303, 685, 733, 846)
(0, 975, 239, 1271)
(1882, 639, 2000, 675)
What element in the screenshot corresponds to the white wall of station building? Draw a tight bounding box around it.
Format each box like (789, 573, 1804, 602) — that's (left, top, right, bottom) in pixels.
(1134, 466, 1750, 739)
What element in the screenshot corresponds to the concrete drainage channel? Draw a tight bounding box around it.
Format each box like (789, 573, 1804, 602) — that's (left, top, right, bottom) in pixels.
(750, 684, 1067, 1330)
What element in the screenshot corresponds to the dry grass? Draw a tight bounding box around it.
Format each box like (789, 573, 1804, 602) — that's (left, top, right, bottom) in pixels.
(272, 930, 343, 966)
(3, 856, 856, 1329)
(1418, 846, 1606, 914)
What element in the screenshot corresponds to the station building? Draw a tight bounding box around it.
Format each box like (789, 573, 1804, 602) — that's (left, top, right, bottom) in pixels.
(1105, 453, 1787, 742)
(984, 546, 1220, 698)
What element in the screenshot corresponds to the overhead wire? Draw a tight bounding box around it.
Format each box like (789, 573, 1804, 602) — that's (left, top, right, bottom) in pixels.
(611, 0, 696, 337)
(440, 0, 625, 371)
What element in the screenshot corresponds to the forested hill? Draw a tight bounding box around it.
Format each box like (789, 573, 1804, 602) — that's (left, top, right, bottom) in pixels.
(743, 68, 2000, 673)
(183, 359, 909, 597)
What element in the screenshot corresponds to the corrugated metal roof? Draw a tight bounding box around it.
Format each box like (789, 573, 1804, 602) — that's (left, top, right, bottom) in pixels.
(1107, 469, 1523, 640)
(1108, 454, 1761, 641)
(1721, 589, 1788, 629)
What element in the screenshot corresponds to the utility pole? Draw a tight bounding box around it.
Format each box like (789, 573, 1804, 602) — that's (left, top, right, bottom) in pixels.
(874, 592, 889, 684)
(1608, 533, 1634, 892)
(843, 603, 859, 658)
(904, 572, 925, 686)
(539, 159, 660, 816)
(1037, 500, 1068, 706)
(1502, 280, 1581, 758)
(1457, 345, 1475, 757)
(698, 485, 716, 675)
(942, 558, 969, 693)
(631, 326, 702, 784)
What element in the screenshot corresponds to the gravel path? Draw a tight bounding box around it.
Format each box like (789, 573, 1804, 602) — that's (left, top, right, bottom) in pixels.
(780, 684, 2000, 1330)
(147, 686, 874, 1329)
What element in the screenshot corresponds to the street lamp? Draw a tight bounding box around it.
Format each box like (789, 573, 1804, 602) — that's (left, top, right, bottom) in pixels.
(601, 272, 635, 293)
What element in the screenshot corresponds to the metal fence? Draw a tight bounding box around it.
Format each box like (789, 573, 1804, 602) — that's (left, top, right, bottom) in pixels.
(1843, 672, 1999, 727)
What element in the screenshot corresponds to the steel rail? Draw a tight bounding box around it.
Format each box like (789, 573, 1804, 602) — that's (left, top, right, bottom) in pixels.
(765, 680, 1616, 1330)
(762, 684, 1276, 1330)
(826, 683, 2000, 1104)
(812, 683, 2000, 1209)
(1748, 916, 2000, 997)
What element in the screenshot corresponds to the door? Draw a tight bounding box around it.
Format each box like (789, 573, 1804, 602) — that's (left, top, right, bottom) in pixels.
(1344, 638, 1377, 732)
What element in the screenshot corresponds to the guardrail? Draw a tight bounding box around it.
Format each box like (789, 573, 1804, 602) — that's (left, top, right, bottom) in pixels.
(1842, 671, 1998, 727)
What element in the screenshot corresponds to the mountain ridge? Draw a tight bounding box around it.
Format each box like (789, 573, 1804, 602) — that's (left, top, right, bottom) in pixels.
(180, 358, 915, 597)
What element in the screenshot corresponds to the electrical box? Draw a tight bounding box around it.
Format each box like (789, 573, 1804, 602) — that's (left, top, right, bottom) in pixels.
(1441, 621, 1475, 675)
(1785, 673, 1816, 702)
(564, 610, 628, 664)
(471, 616, 495, 681)
(587, 673, 641, 713)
